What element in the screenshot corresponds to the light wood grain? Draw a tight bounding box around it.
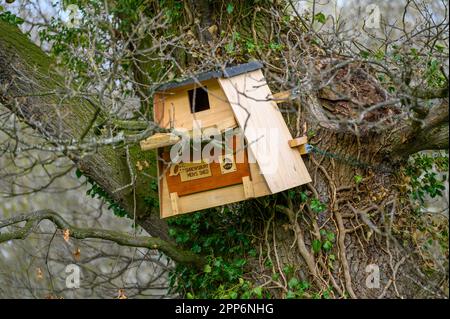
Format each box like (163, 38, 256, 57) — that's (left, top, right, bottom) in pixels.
(242, 176, 254, 198)
(154, 79, 237, 132)
(159, 161, 271, 218)
(288, 136, 308, 148)
(170, 192, 179, 215)
(218, 70, 311, 193)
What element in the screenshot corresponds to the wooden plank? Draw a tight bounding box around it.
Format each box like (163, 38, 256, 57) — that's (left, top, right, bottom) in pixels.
(288, 136, 308, 148)
(170, 192, 180, 215)
(248, 149, 271, 197)
(153, 79, 237, 132)
(161, 136, 250, 196)
(140, 132, 180, 151)
(218, 70, 311, 193)
(298, 144, 308, 155)
(242, 176, 254, 198)
(159, 147, 272, 218)
(272, 90, 291, 103)
(159, 162, 271, 218)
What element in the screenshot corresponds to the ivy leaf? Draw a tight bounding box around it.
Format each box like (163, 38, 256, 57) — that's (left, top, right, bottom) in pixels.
(288, 190, 296, 199)
(326, 232, 335, 242)
(322, 240, 333, 251)
(286, 290, 296, 299)
(300, 281, 310, 290)
(226, 3, 234, 14)
(191, 243, 201, 253)
(310, 198, 326, 213)
(312, 239, 322, 254)
(203, 265, 212, 273)
(75, 169, 82, 178)
(288, 277, 299, 289)
(300, 191, 308, 202)
(314, 12, 326, 24)
(253, 286, 263, 298)
(354, 174, 363, 184)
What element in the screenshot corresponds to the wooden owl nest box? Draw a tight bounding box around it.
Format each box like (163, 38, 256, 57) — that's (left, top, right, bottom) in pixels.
(140, 61, 312, 218)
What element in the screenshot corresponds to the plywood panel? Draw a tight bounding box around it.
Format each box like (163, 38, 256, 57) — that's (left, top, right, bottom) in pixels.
(218, 70, 311, 193)
(161, 146, 251, 196)
(159, 161, 271, 218)
(153, 79, 237, 132)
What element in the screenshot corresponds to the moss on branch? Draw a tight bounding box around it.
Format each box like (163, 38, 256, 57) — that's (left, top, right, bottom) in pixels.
(0, 210, 204, 267)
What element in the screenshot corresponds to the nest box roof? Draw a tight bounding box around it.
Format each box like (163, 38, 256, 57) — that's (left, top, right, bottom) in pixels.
(156, 61, 263, 92)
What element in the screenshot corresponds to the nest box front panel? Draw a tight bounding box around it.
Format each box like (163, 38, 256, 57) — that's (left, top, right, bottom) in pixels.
(153, 79, 237, 132)
(159, 136, 250, 196)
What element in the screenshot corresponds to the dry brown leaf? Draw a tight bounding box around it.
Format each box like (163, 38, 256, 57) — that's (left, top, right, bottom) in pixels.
(73, 247, 81, 261)
(63, 229, 70, 242)
(117, 289, 127, 299)
(37, 267, 43, 280)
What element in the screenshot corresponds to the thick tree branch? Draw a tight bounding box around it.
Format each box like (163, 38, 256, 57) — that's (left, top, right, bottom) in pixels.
(0, 210, 204, 267)
(391, 100, 449, 158)
(0, 20, 170, 241)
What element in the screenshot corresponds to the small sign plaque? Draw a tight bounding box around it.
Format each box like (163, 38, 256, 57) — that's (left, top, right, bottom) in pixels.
(169, 162, 212, 182)
(219, 154, 237, 174)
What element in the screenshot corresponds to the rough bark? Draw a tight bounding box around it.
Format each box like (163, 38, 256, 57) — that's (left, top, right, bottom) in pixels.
(0, 20, 170, 242)
(391, 100, 449, 158)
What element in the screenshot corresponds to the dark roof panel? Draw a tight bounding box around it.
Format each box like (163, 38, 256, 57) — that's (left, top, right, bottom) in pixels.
(156, 61, 263, 92)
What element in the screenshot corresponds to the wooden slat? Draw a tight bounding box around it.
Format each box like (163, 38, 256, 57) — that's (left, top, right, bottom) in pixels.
(242, 176, 254, 198)
(248, 161, 271, 197)
(170, 192, 179, 215)
(288, 136, 308, 148)
(159, 161, 271, 218)
(161, 135, 250, 196)
(153, 79, 237, 132)
(140, 132, 180, 151)
(218, 70, 311, 193)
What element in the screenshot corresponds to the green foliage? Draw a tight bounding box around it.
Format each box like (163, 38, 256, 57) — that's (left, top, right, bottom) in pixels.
(268, 42, 283, 51)
(404, 152, 448, 204)
(310, 198, 327, 213)
(167, 207, 263, 298)
(425, 58, 447, 88)
(161, 0, 184, 24)
(286, 277, 310, 299)
(226, 3, 234, 14)
(312, 230, 335, 254)
(0, 11, 24, 26)
(354, 174, 363, 184)
(320, 229, 336, 252)
(312, 239, 321, 254)
(76, 168, 129, 218)
(314, 12, 326, 24)
(307, 129, 316, 139)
